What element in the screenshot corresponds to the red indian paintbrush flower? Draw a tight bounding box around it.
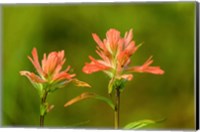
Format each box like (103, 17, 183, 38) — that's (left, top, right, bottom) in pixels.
(82, 28, 164, 93)
(20, 48, 76, 93)
(20, 48, 90, 126)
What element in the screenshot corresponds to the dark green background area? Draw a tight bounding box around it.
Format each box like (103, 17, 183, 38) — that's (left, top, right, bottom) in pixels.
(2, 2, 195, 129)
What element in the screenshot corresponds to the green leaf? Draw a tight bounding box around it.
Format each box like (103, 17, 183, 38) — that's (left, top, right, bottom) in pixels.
(94, 95, 115, 110)
(64, 92, 94, 107)
(124, 119, 156, 129)
(64, 92, 114, 110)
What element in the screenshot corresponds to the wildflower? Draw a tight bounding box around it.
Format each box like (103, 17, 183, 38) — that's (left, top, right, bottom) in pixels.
(20, 48, 76, 94)
(20, 48, 90, 126)
(83, 28, 164, 93)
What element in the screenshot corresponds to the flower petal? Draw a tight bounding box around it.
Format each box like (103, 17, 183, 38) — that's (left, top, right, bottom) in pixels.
(96, 50, 111, 65)
(57, 50, 65, 62)
(131, 66, 164, 74)
(128, 57, 164, 75)
(42, 50, 66, 76)
(92, 33, 105, 50)
(28, 48, 44, 76)
(82, 56, 111, 74)
(82, 63, 105, 74)
(45, 52, 58, 74)
(106, 29, 120, 44)
(117, 51, 130, 67)
(42, 53, 47, 71)
(106, 29, 120, 51)
(124, 29, 133, 46)
(124, 41, 137, 55)
(52, 72, 76, 82)
(20, 71, 45, 83)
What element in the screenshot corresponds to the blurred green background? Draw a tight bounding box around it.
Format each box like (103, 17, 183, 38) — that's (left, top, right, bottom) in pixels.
(2, 2, 195, 129)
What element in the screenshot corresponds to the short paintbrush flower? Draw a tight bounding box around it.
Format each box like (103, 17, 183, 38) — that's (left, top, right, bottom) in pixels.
(20, 48, 76, 94)
(20, 48, 90, 127)
(82, 28, 164, 93)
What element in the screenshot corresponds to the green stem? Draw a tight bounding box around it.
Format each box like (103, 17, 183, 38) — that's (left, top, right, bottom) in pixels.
(40, 91, 48, 127)
(114, 88, 120, 129)
(40, 115, 44, 127)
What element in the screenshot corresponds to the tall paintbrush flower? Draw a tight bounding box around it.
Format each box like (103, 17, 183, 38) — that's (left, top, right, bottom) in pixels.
(82, 28, 164, 129)
(20, 48, 90, 127)
(83, 28, 164, 93)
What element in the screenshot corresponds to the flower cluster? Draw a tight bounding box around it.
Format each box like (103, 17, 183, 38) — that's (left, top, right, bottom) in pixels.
(20, 48, 76, 95)
(82, 29, 164, 93)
